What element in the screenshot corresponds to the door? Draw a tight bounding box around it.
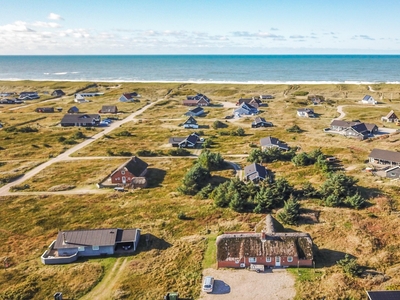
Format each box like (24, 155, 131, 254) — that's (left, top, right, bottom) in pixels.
(275, 256, 281, 267)
(122, 176, 126, 184)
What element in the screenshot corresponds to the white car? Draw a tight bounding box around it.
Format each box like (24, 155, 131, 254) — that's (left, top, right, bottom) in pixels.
(202, 276, 214, 293)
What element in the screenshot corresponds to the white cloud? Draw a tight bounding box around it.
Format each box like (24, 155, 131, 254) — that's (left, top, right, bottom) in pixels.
(32, 21, 61, 28)
(0, 21, 34, 32)
(231, 31, 284, 39)
(48, 13, 64, 21)
(352, 34, 375, 41)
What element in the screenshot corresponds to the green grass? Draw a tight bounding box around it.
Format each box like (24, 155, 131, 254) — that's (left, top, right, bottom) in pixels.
(202, 235, 217, 269)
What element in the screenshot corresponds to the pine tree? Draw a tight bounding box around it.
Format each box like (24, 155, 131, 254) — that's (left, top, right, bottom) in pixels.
(229, 191, 245, 212)
(277, 197, 300, 225)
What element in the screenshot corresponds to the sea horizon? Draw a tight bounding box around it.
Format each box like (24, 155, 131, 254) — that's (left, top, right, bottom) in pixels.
(0, 54, 399, 84)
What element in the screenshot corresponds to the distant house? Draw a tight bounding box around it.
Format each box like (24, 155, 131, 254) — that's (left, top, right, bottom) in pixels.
(184, 106, 204, 117)
(119, 92, 140, 102)
(75, 92, 103, 98)
(182, 116, 199, 129)
(366, 291, 400, 300)
(297, 108, 315, 118)
(236, 98, 262, 108)
(330, 120, 379, 137)
(110, 157, 148, 188)
(169, 132, 202, 148)
(0, 98, 23, 104)
(234, 102, 259, 118)
(67, 106, 79, 113)
(74, 94, 88, 103)
(60, 114, 100, 127)
(216, 215, 314, 269)
(362, 95, 377, 105)
(35, 107, 54, 113)
(0, 92, 16, 97)
(52, 90, 65, 97)
(100, 105, 118, 114)
(260, 136, 289, 151)
(183, 94, 210, 106)
(342, 123, 369, 140)
(308, 95, 324, 105)
(369, 148, 400, 166)
(260, 95, 274, 100)
(381, 110, 398, 123)
(19, 92, 39, 100)
(251, 117, 273, 128)
(41, 228, 140, 265)
(19, 92, 39, 98)
(243, 163, 270, 183)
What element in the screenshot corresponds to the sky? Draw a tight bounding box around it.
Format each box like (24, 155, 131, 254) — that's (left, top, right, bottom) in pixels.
(0, 0, 400, 55)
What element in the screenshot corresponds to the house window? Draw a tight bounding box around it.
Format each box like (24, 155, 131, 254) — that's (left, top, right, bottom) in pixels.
(92, 245, 99, 251)
(249, 257, 257, 263)
(266, 257, 271, 262)
(287, 256, 293, 262)
(235, 259, 240, 264)
(78, 246, 85, 252)
(121, 171, 125, 175)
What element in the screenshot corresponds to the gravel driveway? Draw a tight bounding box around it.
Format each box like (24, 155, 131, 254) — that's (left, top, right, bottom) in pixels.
(199, 268, 295, 300)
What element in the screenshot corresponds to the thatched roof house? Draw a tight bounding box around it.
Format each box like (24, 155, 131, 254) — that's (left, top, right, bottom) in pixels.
(216, 215, 314, 268)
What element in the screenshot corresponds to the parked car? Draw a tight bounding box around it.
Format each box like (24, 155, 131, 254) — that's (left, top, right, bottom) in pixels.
(202, 276, 214, 293)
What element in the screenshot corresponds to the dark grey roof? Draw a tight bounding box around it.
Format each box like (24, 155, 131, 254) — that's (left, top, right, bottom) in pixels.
(297, 108, 314, 113)
(101, 105, 118, 113)
(369, 149, 400, 164)
(185, 133, 200, 144)
(350, 123, 368, 134)
(260, 136, 289, 150)
(112, 157, 148, 177)
(367, 291, 400, 300)
(189, 107, 204, 114)
(61, 113, 100, 124)
(363, 95, 372, 101)
(54, 228, 139, 249)
(68, 106, 79, 113)
(183, 116, 197, 125)
(384, 110, 398, 119)
(244, 163, 268, 180)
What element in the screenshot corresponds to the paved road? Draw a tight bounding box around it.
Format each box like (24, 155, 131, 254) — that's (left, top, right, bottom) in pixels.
(0, 100, 162, 196)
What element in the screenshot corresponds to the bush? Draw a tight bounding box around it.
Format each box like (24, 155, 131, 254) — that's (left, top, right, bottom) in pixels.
(277, 196, 300, 225)
(57, 136, 66, 142)
(73, 131, 85, 139)
(212, 120, 227, 129)
(115, 130, 132, 137)
(136, 149, 159, 156)
(286, 124, 303, 133)
(293, 91, 309, 96)
(168, 148, 190, 156)
(177, 212, 187, 220)
(337, 254, 362, 277)
(116, 151, 132, 156)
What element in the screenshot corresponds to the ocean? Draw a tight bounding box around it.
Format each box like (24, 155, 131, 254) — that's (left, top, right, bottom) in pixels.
(0, 55, 399, 84)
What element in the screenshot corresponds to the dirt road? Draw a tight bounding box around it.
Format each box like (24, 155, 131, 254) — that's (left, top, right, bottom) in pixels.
(0, 100, 162, 196)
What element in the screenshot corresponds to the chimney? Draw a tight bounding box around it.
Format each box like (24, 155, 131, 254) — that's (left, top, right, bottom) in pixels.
(62, 232, 67, 244)
(261, 230, 266, 240)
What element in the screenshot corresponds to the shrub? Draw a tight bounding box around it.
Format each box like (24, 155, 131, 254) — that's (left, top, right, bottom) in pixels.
(116, 151, 132, 156)
(136, 149, 158, 156)
(115, 130, 132, 137)
(73, 131, 85, 139)
(337, 254, 362, 277)
(277, 196, 300, 225)
(168, 148, 190, 156)
(212, 120, 228, 129)
(57, 136, 66, 143)
(177, 212, 187, 220)
(286, 124, 303, 133)
(293, 91, 309, 96)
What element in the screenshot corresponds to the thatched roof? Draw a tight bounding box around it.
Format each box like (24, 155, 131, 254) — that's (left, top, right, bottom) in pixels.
(216, 215, 313, 261)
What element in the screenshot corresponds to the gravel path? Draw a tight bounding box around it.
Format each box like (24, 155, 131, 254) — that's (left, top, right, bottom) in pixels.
(199, 268, 295, 300)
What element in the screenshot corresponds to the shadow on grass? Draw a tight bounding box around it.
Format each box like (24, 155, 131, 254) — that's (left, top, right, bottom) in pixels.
(315, 248, 353, 268)
(138, 233, 172, 252)
(146, 168, 167, 188)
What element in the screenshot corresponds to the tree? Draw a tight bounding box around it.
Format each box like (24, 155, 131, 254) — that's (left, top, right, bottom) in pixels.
(277, 196, 300, 225)
(301, 182, 319, 198)
(197, 150, 224, 171)
(337, 254, 362, 277)
(211, 182, 230, 207)
(229, 191, 246, 212)
(292, 152, 311, 166)
(319, 172, 359, 206)
(197, 183, 214, 200)
(178, 164, 210, 195)
(212, 120, 227, 129)
(345, 192, 366, 209)
(271, 177, 294, 207)
(253, 186, 274, 213)
(248, 148, 264, 164)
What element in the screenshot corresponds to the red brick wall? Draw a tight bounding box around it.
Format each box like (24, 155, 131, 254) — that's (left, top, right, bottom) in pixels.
(111, 170, 134, 184)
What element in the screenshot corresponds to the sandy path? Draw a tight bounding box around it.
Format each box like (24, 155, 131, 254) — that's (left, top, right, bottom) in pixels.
(335, 105, 346, 120)
(199, 268, 295, 300)
(0, 99, 162, 196)
(80, 258, 128, 300)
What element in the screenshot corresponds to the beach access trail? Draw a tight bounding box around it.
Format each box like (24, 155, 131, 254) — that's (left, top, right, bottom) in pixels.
(0, 99, 163, 196)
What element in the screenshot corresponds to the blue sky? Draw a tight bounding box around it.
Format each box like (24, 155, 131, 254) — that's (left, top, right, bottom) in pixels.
(1, 0, 399, 54)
